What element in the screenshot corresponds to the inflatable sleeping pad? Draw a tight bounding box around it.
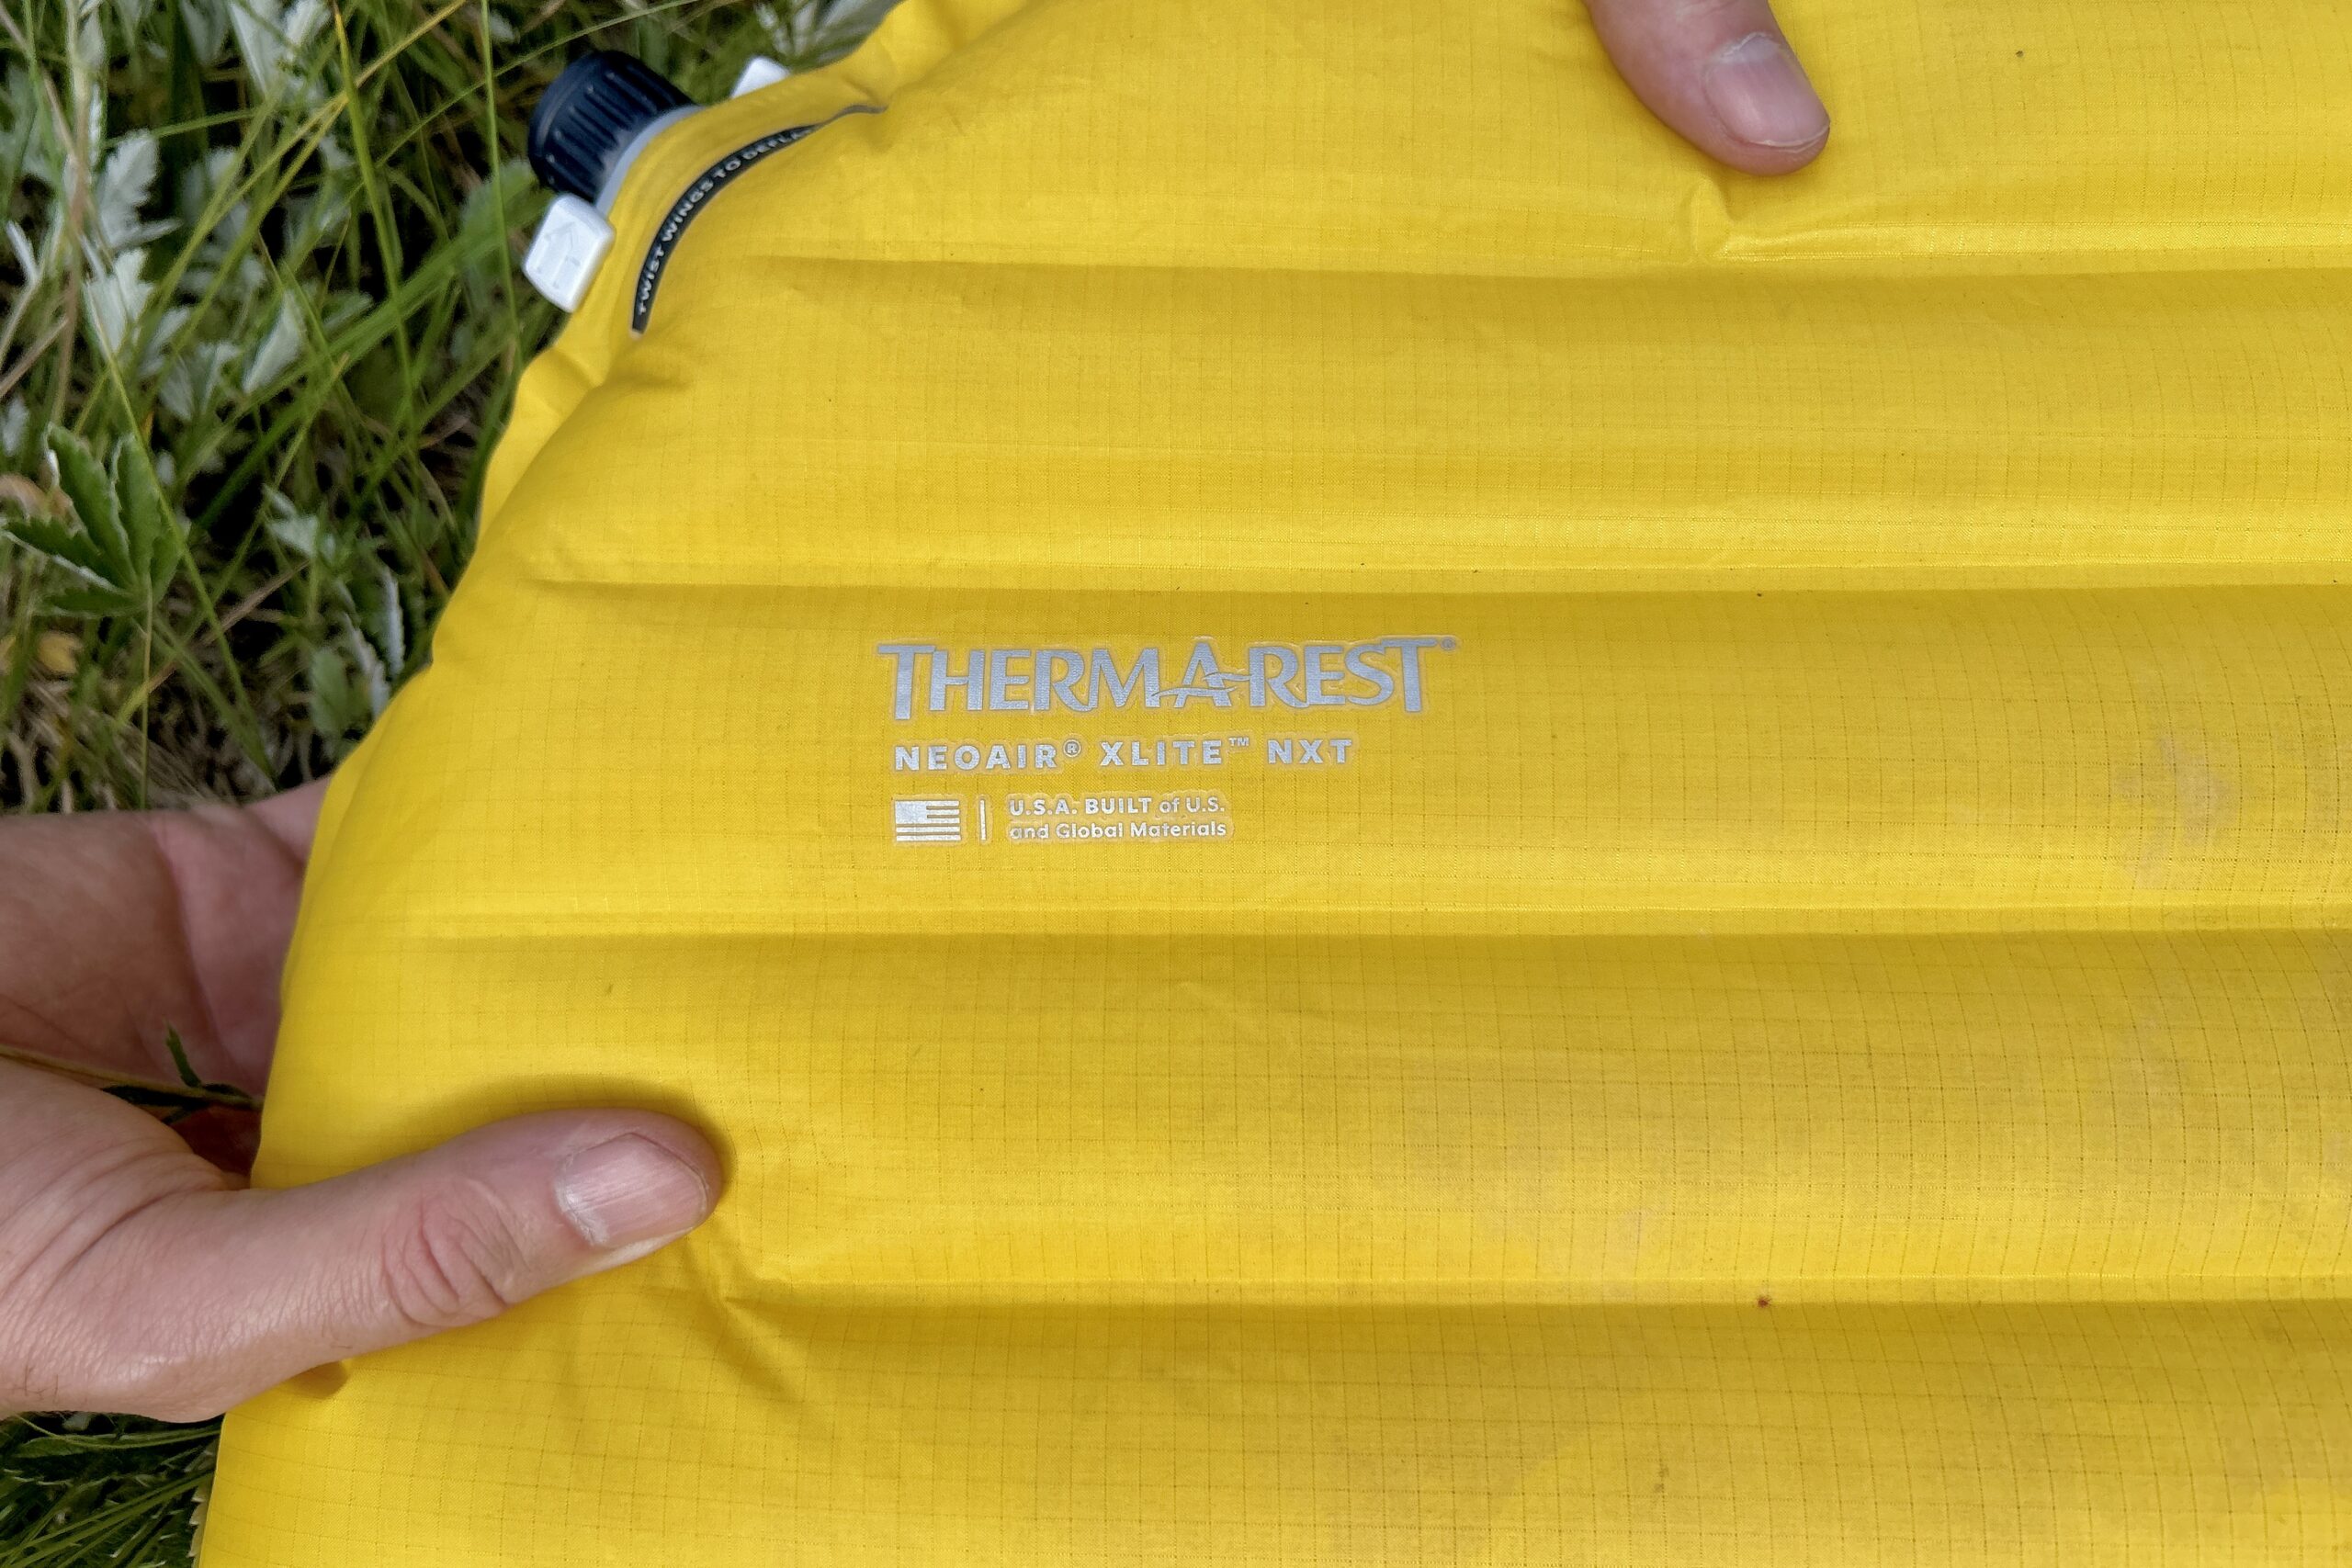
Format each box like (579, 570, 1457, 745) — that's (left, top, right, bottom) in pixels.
(206, 0, 2352, 1561)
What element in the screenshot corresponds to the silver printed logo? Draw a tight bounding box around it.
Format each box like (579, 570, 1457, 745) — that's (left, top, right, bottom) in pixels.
(876, 637, 1454, 722)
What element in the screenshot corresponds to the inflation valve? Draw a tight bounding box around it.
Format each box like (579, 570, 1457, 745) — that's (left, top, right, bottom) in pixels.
(521, 51, 694, 311)
(519, 49, 796, 313)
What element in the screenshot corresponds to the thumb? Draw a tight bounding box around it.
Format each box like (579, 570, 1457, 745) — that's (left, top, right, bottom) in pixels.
(74, 1111, 720, 1420)
(1581, 0, 1831, 175)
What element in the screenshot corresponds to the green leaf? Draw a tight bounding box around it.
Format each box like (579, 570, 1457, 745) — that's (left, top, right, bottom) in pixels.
(112, 436, 179, 590)
(2, 513, 111, 580)
(308, 641, 366, 743)
(49, 584, 143, 617)
(13, 1435, 119, 1459)
(44, 423, 132, 585)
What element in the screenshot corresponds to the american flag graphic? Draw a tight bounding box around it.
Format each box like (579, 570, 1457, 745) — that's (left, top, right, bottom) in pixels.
(892, 797, 964, 844)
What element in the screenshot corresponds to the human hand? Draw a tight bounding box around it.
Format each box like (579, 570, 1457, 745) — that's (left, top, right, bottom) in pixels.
(1585, 0, 1831, 174)
(0, 785, 722, 1420)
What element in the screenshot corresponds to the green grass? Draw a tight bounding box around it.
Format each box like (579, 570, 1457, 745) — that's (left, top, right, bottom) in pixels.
(1, 0, 887, 1559)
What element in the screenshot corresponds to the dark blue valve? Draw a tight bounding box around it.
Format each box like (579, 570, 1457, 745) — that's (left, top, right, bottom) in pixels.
(526, 51, 694, 201)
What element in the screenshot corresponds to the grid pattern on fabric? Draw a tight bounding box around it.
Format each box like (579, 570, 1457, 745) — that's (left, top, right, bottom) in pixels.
(204, 0, 2352, 1562)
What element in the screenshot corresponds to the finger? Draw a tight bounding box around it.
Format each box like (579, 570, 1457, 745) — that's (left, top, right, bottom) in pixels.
(0, 780, 325, 1089)
(244, 777, 327, 858)
(173, 1105, 265, 1176)
(1581, 0, 1830, 175)
(27, 1108, 721, 1420)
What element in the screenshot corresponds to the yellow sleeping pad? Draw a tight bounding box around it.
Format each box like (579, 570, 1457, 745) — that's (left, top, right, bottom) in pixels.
(204, 0, 2352, 1561)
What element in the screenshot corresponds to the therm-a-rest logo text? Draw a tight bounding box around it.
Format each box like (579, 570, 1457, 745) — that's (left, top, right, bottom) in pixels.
(877, 637, 1454, 721)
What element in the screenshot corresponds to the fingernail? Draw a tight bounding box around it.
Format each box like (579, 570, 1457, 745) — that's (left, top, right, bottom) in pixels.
(1702, 32, 1830, 152)
(554, 1134, 712, 1261)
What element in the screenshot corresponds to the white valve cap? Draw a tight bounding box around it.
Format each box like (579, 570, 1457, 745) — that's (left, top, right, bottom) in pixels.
(730, 56, 790, 97)
(523, 194, 616, 311)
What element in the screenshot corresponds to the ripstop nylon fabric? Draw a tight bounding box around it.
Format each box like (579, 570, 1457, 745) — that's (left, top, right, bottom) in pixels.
(205, 0, 2352, 1561)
